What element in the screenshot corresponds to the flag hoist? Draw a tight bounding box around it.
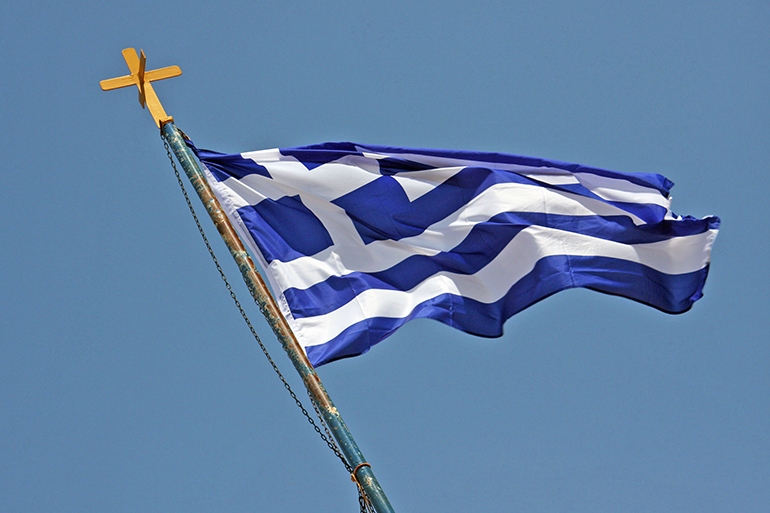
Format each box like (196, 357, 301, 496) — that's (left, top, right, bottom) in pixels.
(101, 48, 395, 513)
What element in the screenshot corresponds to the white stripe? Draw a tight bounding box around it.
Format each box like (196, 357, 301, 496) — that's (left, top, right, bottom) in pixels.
(295, 227, 717, 348)
(574, 172, 671, 211)
(240, 148, 284, 161)
(241, 158, 382, 201)
(521, 173, 580, 185)
(391, 166, 465, 202)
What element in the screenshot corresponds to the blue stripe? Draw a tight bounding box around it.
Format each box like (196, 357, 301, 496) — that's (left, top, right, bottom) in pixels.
(304, 255, 711, 366)
(283, 212, 715, 318)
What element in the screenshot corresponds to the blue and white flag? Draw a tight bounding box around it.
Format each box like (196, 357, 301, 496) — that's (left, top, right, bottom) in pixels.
(188, 141, 719, 367)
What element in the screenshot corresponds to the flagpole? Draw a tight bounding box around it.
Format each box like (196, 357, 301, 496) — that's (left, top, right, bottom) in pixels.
(160, 121, 395, 513)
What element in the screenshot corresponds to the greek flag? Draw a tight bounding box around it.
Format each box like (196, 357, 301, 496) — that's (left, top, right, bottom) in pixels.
(189, 141, 719, 367)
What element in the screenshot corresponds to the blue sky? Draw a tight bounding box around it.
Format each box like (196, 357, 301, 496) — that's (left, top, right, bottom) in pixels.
(1, 1, 768, 511)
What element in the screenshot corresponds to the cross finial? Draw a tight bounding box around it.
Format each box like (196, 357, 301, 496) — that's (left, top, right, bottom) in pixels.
(100, 48, 182, 127)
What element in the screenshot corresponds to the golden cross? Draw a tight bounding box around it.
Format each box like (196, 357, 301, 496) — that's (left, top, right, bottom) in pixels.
(100, 48, 182, 127)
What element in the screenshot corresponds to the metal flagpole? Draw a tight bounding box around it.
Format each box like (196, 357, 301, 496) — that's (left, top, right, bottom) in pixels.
(101, 49, 395, 513)
(161, 122, 395, 512)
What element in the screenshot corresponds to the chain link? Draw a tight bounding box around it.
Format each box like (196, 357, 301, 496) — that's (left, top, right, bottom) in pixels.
(161, 132, 354, 474)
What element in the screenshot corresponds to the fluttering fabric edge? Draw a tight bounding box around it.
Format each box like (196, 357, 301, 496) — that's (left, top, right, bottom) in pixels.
(185, 139, 720, 367)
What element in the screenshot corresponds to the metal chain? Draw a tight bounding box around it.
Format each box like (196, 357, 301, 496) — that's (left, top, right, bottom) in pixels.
(161, 132, 354, 474)
(359, 485, 376, 513)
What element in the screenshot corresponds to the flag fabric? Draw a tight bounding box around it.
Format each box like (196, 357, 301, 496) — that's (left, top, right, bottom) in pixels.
(188, 141, 719, 367)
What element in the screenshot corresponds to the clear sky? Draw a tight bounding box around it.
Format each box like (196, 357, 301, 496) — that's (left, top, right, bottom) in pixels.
(1, 1, 768, 511)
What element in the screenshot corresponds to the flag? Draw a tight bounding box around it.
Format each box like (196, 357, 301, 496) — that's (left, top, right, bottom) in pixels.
(188, 141, 719, 367)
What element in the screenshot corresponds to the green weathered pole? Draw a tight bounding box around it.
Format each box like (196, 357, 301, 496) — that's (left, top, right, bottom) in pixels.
(161, 121, 395, 513)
